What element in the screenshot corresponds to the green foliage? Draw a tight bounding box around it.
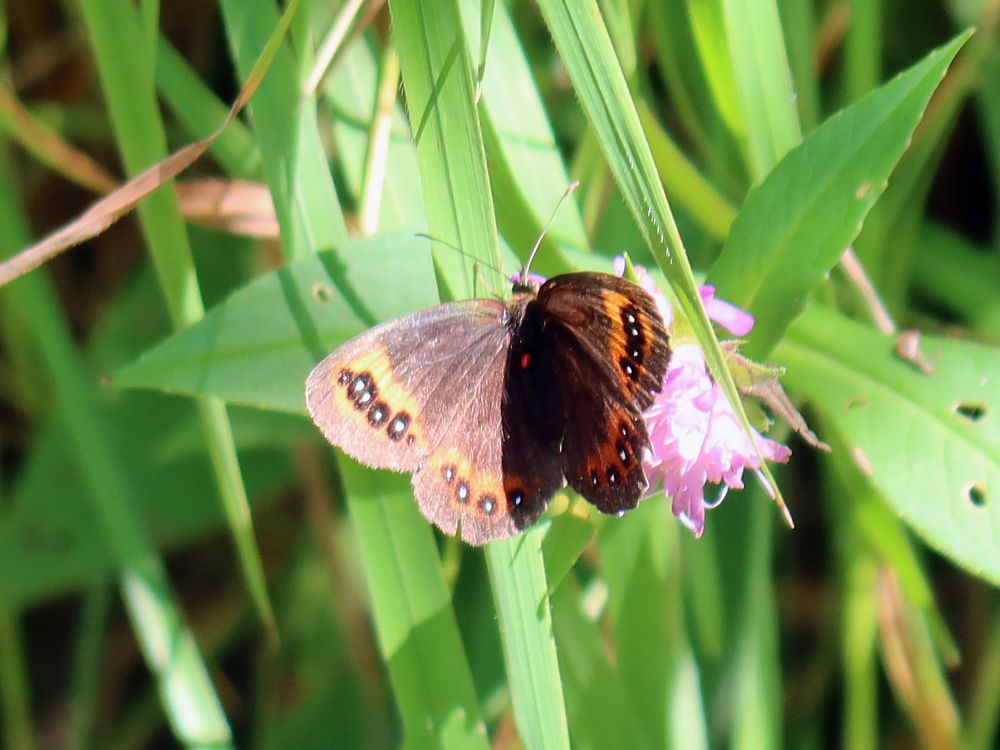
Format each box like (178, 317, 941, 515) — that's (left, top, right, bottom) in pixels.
(1, 1, 999, 748)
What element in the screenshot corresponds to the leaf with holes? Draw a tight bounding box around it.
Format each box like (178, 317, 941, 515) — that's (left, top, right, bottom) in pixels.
(775, 305, 1000, 584)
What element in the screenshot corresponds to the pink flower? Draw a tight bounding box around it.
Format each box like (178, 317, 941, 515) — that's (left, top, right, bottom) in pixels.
(698, 285, 754, 336)
(643, 345, 790, 536)
(614, 259, 790, 537)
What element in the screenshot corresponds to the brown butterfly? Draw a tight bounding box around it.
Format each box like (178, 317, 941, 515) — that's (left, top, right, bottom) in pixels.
(305, 272, 671, 544)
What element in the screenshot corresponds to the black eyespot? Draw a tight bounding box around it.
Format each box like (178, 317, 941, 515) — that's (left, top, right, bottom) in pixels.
(456, 481, 470, 503)
(442, 464, 456, 484)
(367, 400, 389, 427)
(349, 372, 373, 398)
(508, 489, 525, 508)
(590, 469, 600, 487)
(607, 467, 620, 485)
(338, 369, 353, 386)
(616, 441, 629, 464)
(387, 411, 410, 441)
(479, 495, 498, 515)
(406, 435, 416, 446)
(354, 386, 377, 410)
(620, 423, 630, 439)
(620, 357, 639, 381)
(622, 306, 639, 327)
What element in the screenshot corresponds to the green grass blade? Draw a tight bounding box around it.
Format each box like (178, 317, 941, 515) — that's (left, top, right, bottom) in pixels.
(343, 463, 489, 748)
(844, 0, 881, 101)
(155, 35, 262, 179)
(389, 1, 571, 744)
(646, 0, 742, 178)
(323, 36, 427, 233)
(966, 611, 1000, 750)
(637, 100, 737, 241)
(0, 142, 232, 749)
(598, 502, 708, 749)
(911, 222, 1000, 332)
(687, 0, 744, 144)
(731, 496, 781, 750)
(979, 48, 1000, 235)
(389, 0, 502, 295)
(486, 534, 571, 749)
(78, 0, 276, 636)
(458, 0, 585, 275)
(218, 0, 348, 260)
(719, 0, 802, 180)
(550, 583, 652, 748)
(777, 0, 820, 130)
(0, 614, 35, 750)
(68, 580, 114, 750)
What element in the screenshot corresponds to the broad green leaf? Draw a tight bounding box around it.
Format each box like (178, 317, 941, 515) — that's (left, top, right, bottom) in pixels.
(709, 32, 969, 358)
(116, 234, 439, 413)
(775, 304, 1000, 584)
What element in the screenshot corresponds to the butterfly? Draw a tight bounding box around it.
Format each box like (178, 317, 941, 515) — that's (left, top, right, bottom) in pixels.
(305, 271, 671, 545)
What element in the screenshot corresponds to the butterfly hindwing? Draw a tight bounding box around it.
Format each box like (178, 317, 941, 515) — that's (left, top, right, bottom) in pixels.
(411, 355, 514, 543)
(535, 273, 671, 514)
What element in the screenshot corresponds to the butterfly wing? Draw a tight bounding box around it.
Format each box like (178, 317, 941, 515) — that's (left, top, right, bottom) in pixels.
(499, 297, 568, 534)
(536, 272, 671, 514)
(306, 299, 523, 544)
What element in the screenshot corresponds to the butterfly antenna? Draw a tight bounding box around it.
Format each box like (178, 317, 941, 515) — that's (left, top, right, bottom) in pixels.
(416, 233, 505, 279)
(522, 180, 580, 279)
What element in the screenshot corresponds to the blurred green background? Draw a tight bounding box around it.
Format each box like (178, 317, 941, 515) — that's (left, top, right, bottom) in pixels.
(1, 0, 998, 748)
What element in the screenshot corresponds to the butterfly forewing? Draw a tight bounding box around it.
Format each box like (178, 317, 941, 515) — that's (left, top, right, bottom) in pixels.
(306, 300, 506, 470)
(307, 298, 529, 544)
(536, 273, 671, 514)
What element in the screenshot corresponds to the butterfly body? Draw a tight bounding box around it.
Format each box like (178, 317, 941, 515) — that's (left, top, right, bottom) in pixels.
(306, 272, 670, 544)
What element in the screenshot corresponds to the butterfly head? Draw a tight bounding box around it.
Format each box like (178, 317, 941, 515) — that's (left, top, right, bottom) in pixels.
(510, 270, 545, 296)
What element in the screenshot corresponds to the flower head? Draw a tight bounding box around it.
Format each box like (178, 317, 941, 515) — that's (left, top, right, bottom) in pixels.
(615, 259, 791, 537)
